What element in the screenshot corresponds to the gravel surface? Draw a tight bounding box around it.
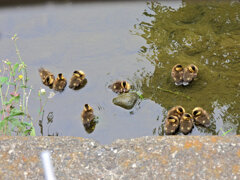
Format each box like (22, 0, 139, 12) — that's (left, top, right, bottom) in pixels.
(0, 136, 240, 179)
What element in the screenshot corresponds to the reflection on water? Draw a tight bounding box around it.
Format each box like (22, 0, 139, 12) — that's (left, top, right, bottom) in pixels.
(134, 1, 240, 135)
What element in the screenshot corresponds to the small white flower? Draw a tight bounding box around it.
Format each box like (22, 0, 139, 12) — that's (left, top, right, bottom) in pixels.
(39, 88, 46, 96)
(48, 91, 55, 99)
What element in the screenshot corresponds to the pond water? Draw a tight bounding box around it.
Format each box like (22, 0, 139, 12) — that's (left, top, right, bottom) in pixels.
(0, 1, 239, 144)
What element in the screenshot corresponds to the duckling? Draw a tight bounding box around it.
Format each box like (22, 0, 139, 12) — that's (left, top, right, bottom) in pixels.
(81, 104, 95, 128)
(69, 70, 87, 90)
(192, 107, 210, 126)
(180, 113, 194, 135)
(183, 64, 198, 86)
(83, 119, 97, 134)
(164, 115, 180, 135)
(38, 68, 55, 88)
(108, 81, 130, 93)
(167, 106, 185, 119)
(53, 73, 67, 92)
(171, 64, 184, 86)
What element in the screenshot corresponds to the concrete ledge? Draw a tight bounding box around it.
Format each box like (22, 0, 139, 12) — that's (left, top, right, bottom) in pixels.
(0, 136, 240, 179)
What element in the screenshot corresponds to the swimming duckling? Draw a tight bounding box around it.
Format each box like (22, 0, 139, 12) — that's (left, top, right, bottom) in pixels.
(108, 81, 130, 93)
(69, 70, 87, 90)
(164, 115, 180, 135)
(192, 107, 210, 126)
(53, 73, 67, 92)
(81, 104, 95, 128)
(183, 64, 198, 86)
(171, 64, 184, 86)
(167, 106, 185, 119)
(180, 113, 194, 135)
(38, 68, 55, 88)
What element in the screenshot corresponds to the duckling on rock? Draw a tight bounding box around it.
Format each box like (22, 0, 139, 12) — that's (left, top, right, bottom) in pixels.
(164, 115, 180, 135)
(38, 68, 55, 88)
(171, 64, 184, 86)
(53, 73, 67, 92)
(180, 113, 194, 135)
(167, 106, 185, 119)
(81, 104, 95, 128)
(108, 81, 130, 93)
(69, 70, 87, 90)
(183, 64, 198, 86)
(192, 107, 210, 126)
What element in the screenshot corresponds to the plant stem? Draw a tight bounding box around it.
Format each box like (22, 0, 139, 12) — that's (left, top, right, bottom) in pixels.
(14, 39, 26, 117)
(157, 87, 192, 100)
(0, 87, 6, 118)
(4, 73, 12, 102)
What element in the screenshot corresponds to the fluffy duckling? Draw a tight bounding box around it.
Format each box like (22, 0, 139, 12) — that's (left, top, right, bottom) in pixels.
(108, 81, 130, 93)
(81, 104, 95, 128)
(192, 107, 210, 126)
(171, 64, 184, 86)
(53, 73, 67, 92)
(180, 113, 194, 135)
(38, 68, 55, 88)
(164, 115, 180, 135)
(83, 119, 97, 134)
(183, 64, 198, 86)
(167, 106, 185, 119)
(69, 70, 87, 90)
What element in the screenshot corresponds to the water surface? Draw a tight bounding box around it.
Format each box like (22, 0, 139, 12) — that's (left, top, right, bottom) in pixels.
(0, 1, 239, 144)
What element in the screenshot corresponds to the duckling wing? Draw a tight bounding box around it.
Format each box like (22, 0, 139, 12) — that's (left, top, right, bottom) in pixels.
(171, 71, 183, 84)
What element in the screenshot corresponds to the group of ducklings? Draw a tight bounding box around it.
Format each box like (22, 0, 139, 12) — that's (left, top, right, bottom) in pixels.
(171, 64, 198, 86)
(39, 68, 131, 131)
(39, 68, 86, 92)
(39, 64, 207, 135)
(165, 106, 210, 135)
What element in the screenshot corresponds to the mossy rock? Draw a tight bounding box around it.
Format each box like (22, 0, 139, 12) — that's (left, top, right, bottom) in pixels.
(112, 92, 139, 110)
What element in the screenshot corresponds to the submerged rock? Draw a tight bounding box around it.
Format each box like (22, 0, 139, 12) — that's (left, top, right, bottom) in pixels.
(112, 92, 138, 109)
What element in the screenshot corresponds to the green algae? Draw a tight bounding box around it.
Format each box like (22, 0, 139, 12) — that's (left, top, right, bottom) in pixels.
(134, 1, 240, 135)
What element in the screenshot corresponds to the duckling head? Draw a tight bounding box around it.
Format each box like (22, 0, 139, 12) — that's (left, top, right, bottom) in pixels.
(121, 81, 130, 92)
(74, 70, 85, 80)
(46, 76, 54, 85)
(192, 107, 202, 117)
(183, 113, 192, 121)
(84, 104, 93, 112)
(175, 64, 183, 72)
(188, 65, 197, 73)
(57, 73, 65, 80)
(168, 115, 178, 123)
(176, 106, 185, 116)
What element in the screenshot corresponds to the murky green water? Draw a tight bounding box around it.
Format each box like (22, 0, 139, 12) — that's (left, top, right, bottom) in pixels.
(0, 1, 239, 144)
(134, 1, 240, 136)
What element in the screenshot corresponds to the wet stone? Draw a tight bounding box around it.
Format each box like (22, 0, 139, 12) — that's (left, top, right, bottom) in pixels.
(112, 92, 139, 110)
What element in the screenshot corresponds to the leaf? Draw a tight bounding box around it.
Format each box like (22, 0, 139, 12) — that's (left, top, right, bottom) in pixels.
(9, 108, 24, 117)
(20, 85, 28, 89)
(9, 94, 20, 103)
(6, 61, 12, 65)
(5, 82, 16, 86)
(13, 63, 20, 75)
(30, 122, 36, 136)
(0, 77, 8, 85)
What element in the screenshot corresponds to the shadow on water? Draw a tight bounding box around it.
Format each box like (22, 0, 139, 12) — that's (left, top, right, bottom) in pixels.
(133, 1, 240, 135)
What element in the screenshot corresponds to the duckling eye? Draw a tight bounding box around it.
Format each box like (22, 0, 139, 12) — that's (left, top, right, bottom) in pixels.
(191, 66, 195, 71)
(122, 81, 126, 87)
(185, 114, 190, 117)
(179, 108, 183, 113)
(176, 65, 182, 68)
(46, 77, 50, 83)
(193, 111, 198, 116)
